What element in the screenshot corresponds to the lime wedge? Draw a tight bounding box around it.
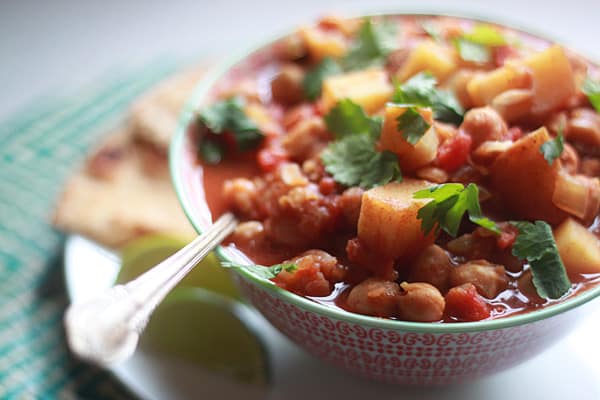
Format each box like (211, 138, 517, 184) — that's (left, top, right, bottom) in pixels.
(140, 287, 269, 385)
(116, 234, 241, 300)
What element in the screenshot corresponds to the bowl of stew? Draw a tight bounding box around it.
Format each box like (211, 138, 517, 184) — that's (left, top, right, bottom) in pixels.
(170, 13, 600, 384)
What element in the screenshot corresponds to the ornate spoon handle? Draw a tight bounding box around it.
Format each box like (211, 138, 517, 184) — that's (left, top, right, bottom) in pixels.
(64, 212, 238, 365)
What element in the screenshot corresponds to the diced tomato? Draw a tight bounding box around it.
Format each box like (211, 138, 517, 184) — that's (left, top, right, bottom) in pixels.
(493, 45, 519, 67)
(318, 177, 336, 195)
(505, 126, 523, 142)
(497, 224, 519, 249)
(436, 133, 472, 172)
(445, 283, 491, 322)
(346, 238, 397, 281)
(273, 264, 330, 297)
(257, 145, 289, 172)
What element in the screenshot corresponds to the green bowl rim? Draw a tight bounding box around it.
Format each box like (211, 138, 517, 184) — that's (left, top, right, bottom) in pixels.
(170, 10, 600, 334)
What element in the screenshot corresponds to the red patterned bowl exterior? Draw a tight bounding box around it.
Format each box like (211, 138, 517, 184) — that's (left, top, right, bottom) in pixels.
(234, 274, 578, 384)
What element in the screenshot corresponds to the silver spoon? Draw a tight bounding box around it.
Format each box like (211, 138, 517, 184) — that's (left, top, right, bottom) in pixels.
(64, 212, 238, 366)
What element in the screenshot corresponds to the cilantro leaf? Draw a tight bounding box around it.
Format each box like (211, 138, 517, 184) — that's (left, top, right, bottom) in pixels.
(455, 38, 490, 63)
(414, 183, 500, 237)
(540, 133, 564, 165)
(321, 134, 401, 189)
(324, 99, 382, 139)
(454, 24, 506, 64)
(302, 57, 342, 100)
(397, 107, 430, 145)
(342, 18, 397, 70)
(582, 76, 600, 112)
(512, 221, 571, 299)
(198, 139, 225, 165)
(221, 261, 298, 280)
(392, 72, 463, 124)
(198, 96, 264, 154)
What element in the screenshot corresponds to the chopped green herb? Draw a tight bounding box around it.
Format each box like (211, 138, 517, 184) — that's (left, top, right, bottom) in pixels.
(582, 76, 600, 112)
(392, 72, 464, 124)
(421, 21, 441, 42)
(462, 24, 506, 47)
(198, 96, 264, 156)
(324, 99, 382, 139)
(221, 261, 298, 280)
(454, 24, 506, 64)
(321, 134, 402, 189)
(342, 18, 397, 70)
(414, 183, 500, 237)
(455, 38, 490, 63)
(302, 57, 342, 100)
(397, 107, 430, 145)
(511, 221, 571, 299)
(540, 133, 564, 165)
(198, 140, 225, 165)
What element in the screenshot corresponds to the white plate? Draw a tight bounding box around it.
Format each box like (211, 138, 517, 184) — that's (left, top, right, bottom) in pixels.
(64, 235, 600, 400)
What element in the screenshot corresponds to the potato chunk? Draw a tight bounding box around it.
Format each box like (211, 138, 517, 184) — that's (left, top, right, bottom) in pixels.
(379, 105, 439, 171)
(396, 41, 457, 83)
(524, 45, 576, 115)
(554, 218, 600, 276)
(466, 45, 575, 116)
(489, 127, 567, 225)
(322, 68, 393, 114)
(298, 26, 347, 61)
(357, 179, 435, 260)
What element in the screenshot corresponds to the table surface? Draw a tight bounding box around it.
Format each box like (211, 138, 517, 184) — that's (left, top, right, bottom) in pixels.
(1, 0, 600, 120)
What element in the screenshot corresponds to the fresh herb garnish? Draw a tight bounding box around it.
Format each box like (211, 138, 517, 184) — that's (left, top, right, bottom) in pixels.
(342, 18, 397, 70)
(582, 76, 600, 112)
(421, 21, 441, 42)
(540, 132, 564, 165)
(397, 107, 431, 145)
(324, 99, 382, 139)
(511, 221, 571, 299)
(198, 96, 264, 156)
(392, 72, 464, 124)
(198, 140, 225, 165)
(414, 183, 500, 237)
(302, 57, 342, 100)
(221, 261, 298, 280)
(454, 24, 506, 63)
(321, 134, 402, 189)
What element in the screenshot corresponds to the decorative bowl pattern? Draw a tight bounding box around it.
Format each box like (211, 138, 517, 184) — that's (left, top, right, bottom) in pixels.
(170, 13, 600, 384)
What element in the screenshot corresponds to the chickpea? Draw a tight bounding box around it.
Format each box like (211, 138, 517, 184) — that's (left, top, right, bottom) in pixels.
(339, 187, 364, 229)
(408, 245, 452, 292)
(293, 249, 346, 283)
(560, 143, 580, 175)
(222, 178, 258, 217)
(460, 106, 508, 148)
(449, 260, 508, 299)
(567, 108, 600, 147)
(346, 278, 401, 318)
(397, 282, 445, 322)
(270, 64, 305, 105)
(281, 117, 329, 162)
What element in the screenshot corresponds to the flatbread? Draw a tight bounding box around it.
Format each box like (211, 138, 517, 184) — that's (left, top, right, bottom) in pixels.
(52, 65, 209, 248)
(128, 65, 210, 150)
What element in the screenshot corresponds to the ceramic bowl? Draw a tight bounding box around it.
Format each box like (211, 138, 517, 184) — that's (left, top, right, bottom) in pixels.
(170, 13, 600, 384)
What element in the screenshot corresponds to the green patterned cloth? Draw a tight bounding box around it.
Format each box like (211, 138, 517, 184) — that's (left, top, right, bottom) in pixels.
(0, 60, 184, 399)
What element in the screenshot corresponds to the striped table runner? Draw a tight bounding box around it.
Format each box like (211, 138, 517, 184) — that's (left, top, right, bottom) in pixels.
(0, 60, 184, 399)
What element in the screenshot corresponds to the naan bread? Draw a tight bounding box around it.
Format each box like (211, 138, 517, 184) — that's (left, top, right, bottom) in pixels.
(53, 65, 209, 248)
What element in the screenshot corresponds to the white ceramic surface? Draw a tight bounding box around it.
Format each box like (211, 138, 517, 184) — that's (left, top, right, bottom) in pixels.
(65, 235, 600, 399)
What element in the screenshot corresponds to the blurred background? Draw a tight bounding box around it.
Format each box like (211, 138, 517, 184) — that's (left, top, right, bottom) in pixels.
(2, 0, 600, 119)
(2, 0, 600, 399)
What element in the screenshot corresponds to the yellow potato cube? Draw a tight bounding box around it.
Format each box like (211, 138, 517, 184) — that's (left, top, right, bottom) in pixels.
(396, 41, 457, 83)
(358, 179, 435, 260)
(322, 68, 393, 114)
(379, 105, 439, 172)
(467, 64, 531, 107)
(524, 45, 576, 115)
(554, 218, 600, 276)
(489, 127, 567, 225)
(298, 26, 347, 62)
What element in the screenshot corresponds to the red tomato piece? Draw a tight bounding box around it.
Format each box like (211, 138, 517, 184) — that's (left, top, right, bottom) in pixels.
(445, 283, 491, 322)
(436, 133, 472, 172)
(505, 126, 523, 142)
(497, 224, 519, 249)
(257, 146, 289, 172)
